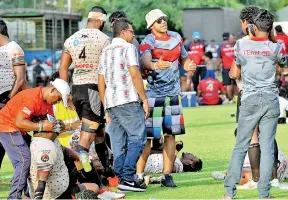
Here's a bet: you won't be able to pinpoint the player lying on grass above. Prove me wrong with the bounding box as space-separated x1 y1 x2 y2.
139 138 202 185
28 115 100 199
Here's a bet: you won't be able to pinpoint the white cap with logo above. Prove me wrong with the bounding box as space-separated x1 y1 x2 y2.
50 78 70 107
145 9 167 29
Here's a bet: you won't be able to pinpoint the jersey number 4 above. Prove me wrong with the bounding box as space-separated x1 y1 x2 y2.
206 83 214 91
79 47 86 61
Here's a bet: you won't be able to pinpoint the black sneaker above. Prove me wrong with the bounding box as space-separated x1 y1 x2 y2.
118 179 147 192
161 174 177 187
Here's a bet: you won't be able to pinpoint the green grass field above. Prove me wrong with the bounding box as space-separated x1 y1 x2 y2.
1 104 288 199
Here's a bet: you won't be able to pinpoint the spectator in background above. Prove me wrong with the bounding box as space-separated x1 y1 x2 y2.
33 59 47 87
275 25 288 55
206 40 219 71
229 33 236 45
197 70 227 105
187 32 206 92
217 32 236 102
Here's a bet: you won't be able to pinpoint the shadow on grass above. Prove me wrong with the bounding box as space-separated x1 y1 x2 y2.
0 184 10 199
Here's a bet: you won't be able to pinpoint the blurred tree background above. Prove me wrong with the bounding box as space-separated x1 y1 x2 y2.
1 0 288 34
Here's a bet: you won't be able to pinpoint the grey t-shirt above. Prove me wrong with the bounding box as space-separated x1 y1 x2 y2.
234 37 286 100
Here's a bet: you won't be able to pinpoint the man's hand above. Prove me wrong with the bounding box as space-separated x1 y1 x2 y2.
67 95 75 110
143 100 150 119
64 147 80 161
184 59 196 72
153 56 171 70
42 120 55 132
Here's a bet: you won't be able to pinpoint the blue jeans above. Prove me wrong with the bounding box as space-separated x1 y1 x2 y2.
108 102 147 181
0 131 31 199
224 92 280 198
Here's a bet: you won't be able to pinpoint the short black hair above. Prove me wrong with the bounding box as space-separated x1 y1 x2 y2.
109 11 127 23
112 18 132 38
0 19 9 38
253 9 274 33
239 6 260 24
204 51 213 60
279 88 287 98
275 25 283 33
89 6 107 15
49 71 60 82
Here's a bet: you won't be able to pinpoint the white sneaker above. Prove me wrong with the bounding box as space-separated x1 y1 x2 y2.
98 190 125 199
222 99 229 105
211 171 226 180
270 178 280 188
238 179 258 189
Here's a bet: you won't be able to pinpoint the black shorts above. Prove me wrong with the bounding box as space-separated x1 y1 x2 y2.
0 90 10 104
236 90 242 123
222 69 236 86
72 84 104 124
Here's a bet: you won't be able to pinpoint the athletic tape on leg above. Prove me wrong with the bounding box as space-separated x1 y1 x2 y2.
81 121 99 133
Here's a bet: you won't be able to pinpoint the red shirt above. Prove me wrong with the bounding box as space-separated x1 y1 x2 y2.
0 87 54 132
188 42 205 65
198 78 224 105
275 33 288 54
218 43 234 69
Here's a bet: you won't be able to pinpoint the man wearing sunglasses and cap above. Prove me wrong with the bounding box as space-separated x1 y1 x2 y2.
59 6 110 161
0 78 70 199
137 9 196 187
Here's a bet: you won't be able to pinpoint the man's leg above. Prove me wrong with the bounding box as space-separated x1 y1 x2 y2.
199 67 207 80
117 104 147 182
0 132 30 199
162 95 185 187
192 67 200 92
272 140 278 180
136 139 152 180
108 108 127 181
0 142 5 169
163 135 176 174
258 104 279 198
248 126 260 183
223 69 233 100
224 95 260 198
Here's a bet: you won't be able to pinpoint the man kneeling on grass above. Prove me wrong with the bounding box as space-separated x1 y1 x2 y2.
28 115 100 199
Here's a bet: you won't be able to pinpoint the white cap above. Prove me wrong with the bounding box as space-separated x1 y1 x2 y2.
50 78 70 107
145 9 167 29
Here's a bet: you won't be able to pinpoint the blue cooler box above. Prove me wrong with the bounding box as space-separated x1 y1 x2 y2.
181 92 197 107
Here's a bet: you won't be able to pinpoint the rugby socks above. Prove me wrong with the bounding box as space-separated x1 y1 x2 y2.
95 141 108 168
248 143 260 182
75 145 89 153
272 140 278 180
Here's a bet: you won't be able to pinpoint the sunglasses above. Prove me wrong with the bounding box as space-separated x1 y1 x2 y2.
156 16 168 24
125 29 135 34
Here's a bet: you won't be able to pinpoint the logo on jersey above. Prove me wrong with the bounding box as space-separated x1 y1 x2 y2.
22 107 31 115
41 154 49 162
81 34 88 38
73 40 79 46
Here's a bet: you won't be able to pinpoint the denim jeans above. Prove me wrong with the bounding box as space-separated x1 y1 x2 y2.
224 92 280 198
0 131 31 199
108 102 147 181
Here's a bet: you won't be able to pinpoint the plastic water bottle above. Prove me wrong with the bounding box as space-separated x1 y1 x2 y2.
79 151 92 172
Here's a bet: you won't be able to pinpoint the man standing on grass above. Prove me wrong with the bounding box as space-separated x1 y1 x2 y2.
59 6 110 167
0 19 26 187
223 9 286 199
136 9 196 187
217 32 236 102
98 18 149 192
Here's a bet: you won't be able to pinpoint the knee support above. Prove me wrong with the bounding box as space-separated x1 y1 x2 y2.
81 121 99 134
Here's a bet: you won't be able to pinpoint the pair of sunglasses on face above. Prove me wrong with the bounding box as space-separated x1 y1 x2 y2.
155 16 168 24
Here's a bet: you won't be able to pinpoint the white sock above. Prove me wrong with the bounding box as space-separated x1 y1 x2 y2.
137 173 144 180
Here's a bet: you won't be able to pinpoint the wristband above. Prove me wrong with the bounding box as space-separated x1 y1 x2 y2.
38 121 44 132
34 180 46 199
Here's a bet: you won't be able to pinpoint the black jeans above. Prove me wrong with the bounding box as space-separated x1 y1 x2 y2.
192 67 207 92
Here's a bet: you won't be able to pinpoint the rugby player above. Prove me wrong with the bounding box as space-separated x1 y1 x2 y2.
137 9 196 187
0 19 26 185
59 6 110 163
